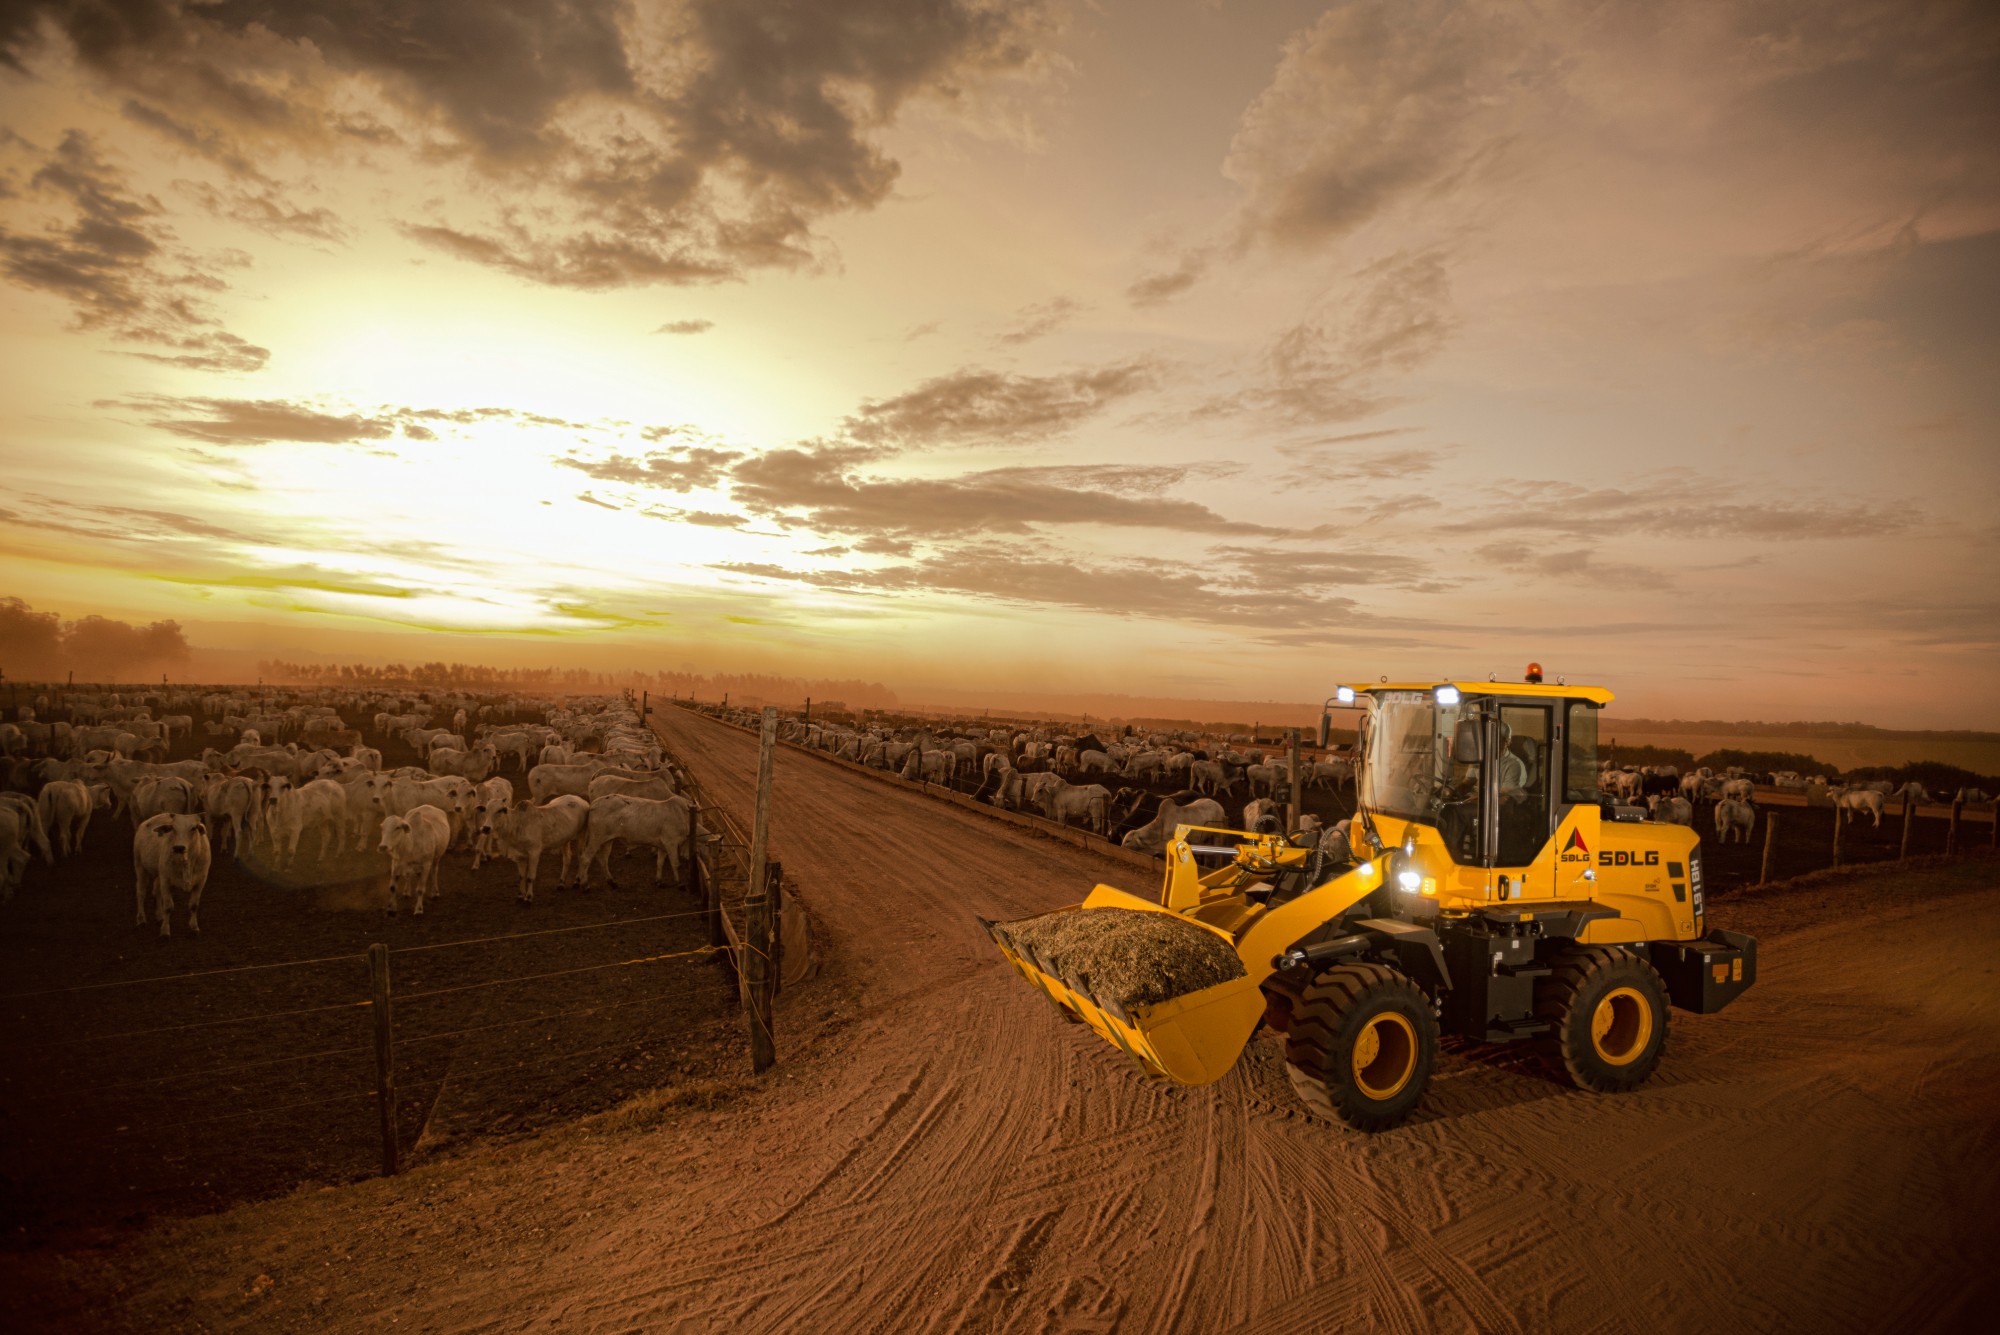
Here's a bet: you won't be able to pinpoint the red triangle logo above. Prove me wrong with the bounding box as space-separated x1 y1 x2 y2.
1563 829 1589 855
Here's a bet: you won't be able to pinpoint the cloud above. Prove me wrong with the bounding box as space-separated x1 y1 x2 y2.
724 443 1277 538
1127 247 1212 306
0 130 268 371
997 296 1083 345
717 544 1368 629
1442 476 1916 542
654 318 714 335
559 445 743 493
5 1 1063 289
1473 542 1673 591
844 361 1156 446
178 179 344 242
1222 0 1548 250
119 395 398 444
1202 249 1454 422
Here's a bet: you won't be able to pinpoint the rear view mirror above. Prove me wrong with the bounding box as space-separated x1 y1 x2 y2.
1317 711 1331 749
1451 718 1484 763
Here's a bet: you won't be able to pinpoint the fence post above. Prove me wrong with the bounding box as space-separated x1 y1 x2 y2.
746 708 777 1074
1286 728 1301 835
1990 802 1998 848
1947 798 1963 855
368 943 399 1177
1830 805 1843 868
769 859 785 992
1900 792 1916 861
746 888 774 1066
1759 811 1778 886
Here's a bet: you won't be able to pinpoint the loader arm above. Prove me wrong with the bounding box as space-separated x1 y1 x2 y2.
985 830 1383 1085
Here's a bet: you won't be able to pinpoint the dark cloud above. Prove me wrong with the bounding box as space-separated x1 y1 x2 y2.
1200 250 1453 423
5 1 1061 288
1127 247 1211 306
845 361 1155 447
559 445 743 493
654 318 714 335
0 130 268 371
179 179 344 241
997 296 1083 345
715 542 1373 630
723 444 1275 538
1473 542 1673 591
1223 0 1539 249
1442 478 1916 542
120 395 397 444
1204 543 1435 591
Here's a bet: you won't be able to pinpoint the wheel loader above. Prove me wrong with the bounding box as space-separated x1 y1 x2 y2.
983 671 1756 1130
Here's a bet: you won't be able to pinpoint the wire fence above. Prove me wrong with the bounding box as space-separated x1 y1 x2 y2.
0 895 740 1230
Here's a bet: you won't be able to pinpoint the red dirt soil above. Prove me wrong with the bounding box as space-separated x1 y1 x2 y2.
7 703 1999 1333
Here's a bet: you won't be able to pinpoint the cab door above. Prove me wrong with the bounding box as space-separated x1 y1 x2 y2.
1496 703 1557 895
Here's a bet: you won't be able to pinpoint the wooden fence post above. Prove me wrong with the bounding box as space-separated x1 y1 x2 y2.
1900 792 1915 861
368 943 399 1177
1990 802 1998 848
1947 798 1963 855
1759 811 1779 885
746 708 777 1074
769 859 784 992
683 801 701 898
1286 728 1302 835
1830 806 1843 868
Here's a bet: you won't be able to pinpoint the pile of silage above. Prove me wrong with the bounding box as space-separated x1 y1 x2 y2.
994 908 1245 1011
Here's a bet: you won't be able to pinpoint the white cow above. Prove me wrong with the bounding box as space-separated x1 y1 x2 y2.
427 745 497 783
1037 779 1111 834
1832 787 1884 827
130 776 200 829
481 796 590 903
586 773 676 803
1120 797 1226 855
1648 795 1694 826
38 780 111 857
528 761 656 804
1242 797 1284 833
378 806 451 915
1713 799 1755 844
1719 778 1755 804
467 777 516 868
199 774 259 857
282 778 353 866
133 812 212 936
580 794 695 887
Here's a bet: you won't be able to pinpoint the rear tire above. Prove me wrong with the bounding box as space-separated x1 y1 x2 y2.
1537 947 1670 1093
1284 963 1438 1131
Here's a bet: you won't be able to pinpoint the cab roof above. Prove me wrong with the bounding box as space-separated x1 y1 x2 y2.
1344 681 1616 705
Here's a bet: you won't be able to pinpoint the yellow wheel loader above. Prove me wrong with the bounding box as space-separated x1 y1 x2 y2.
984 673 1756 1131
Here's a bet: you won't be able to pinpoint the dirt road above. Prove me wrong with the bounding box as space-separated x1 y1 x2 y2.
12 704 1999 1333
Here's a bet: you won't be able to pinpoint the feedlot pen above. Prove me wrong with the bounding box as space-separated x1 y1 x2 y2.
0 727 743 1245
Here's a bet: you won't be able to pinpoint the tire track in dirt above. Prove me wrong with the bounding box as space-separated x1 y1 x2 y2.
14 705 2000 1335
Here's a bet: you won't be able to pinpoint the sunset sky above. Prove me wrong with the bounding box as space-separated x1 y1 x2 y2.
1 1 1995 726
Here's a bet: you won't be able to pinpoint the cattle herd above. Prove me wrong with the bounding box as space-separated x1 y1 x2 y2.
689 702 1355 853
0 689 696 935
4 692 1991 935
690 702 1993 857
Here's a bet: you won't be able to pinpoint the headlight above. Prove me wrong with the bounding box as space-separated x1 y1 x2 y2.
1435 685 1461 706
1336 686 1355 705
1397 868 1422 891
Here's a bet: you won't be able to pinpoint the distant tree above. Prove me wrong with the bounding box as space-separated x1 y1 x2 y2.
1604 743 1695 769
0 597 64 678
1693 748 1840 780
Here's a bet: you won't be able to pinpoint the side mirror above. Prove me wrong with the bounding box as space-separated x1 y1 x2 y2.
1451 718 1484 763
1317 711 1331 749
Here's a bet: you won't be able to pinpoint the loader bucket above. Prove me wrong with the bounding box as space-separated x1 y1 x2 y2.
983 885 1266 1086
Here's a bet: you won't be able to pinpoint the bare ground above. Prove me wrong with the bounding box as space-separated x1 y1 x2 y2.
8 704 1999 1334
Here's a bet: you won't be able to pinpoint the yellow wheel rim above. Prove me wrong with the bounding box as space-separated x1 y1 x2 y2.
1590 987 1654 1066
1351 1012 1418 1100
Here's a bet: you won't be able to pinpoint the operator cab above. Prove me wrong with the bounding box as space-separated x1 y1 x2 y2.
1318 671 1621 879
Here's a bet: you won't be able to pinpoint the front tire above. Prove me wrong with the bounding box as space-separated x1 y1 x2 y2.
1283 963 1439 1131
1538 947 1670 1093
